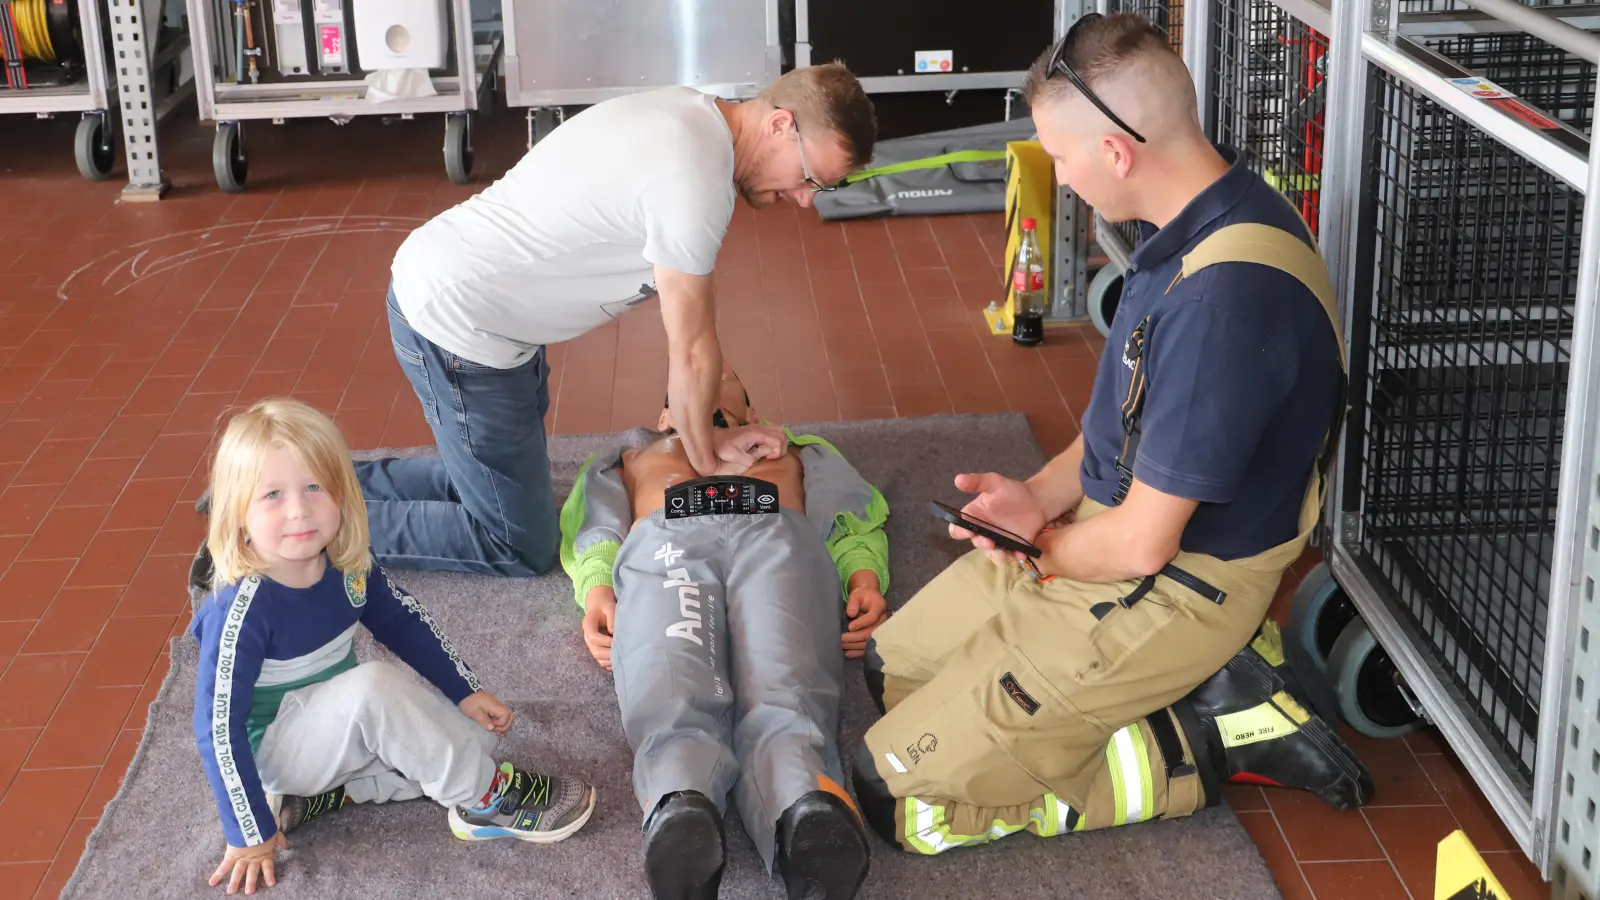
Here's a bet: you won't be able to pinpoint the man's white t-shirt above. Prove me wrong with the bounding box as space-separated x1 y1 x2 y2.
389 87 737 369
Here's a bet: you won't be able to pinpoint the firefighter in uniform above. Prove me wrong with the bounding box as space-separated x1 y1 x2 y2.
851 14 1376 853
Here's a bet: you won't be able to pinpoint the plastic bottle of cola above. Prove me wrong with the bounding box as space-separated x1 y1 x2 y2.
1011 218 1046 346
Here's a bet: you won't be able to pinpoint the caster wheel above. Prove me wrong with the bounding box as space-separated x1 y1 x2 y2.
74 114 114 181
533 107 561 145
213 122 247 194
1087 263 1123 338
1286 561 1360 673
445 113 473 185
1327 618 1422 739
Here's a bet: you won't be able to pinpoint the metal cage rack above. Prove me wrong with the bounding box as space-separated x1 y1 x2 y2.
1208 0 1330 235
1421 30 1597 131
1353 63 1581 782
0 0 191 193
1107 0 1600 893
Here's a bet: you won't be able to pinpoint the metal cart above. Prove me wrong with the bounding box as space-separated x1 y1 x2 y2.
498 0 783 148
0 0 191 197
184 0 501 191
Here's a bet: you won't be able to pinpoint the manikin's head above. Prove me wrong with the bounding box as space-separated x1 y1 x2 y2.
731 63 878 210
1022 14 1212 224
658 362 758 433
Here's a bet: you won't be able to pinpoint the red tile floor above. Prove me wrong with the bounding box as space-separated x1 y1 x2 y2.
0 108 1548 899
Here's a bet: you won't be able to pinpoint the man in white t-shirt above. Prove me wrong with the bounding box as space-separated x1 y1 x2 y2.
353 63 878 578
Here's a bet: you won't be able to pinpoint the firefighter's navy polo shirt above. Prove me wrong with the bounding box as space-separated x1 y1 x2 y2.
1077 145 1343 561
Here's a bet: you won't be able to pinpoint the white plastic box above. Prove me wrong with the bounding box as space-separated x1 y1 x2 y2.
352 0 449 71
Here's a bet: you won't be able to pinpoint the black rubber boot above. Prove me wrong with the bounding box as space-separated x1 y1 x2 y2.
775 790 871 900
641 791 725 900
850 743 901 850
1184 624 1375 811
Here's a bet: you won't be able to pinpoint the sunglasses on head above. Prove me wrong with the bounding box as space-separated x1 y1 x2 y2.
1048 13 1147 144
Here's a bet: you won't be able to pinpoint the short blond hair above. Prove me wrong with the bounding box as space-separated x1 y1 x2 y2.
756 61 877 168
1022 14 1187 112
205 398 371 587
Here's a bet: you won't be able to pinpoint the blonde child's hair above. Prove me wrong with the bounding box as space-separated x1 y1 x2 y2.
205 398 372 586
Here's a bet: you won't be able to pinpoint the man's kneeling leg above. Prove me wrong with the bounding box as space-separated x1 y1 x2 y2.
853 624 1375 854
852 706 1212 854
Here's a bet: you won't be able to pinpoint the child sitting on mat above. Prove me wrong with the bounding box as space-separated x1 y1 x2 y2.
188 398 597 895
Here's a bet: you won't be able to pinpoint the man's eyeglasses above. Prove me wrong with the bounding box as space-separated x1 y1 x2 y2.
780 107 841 193
1048 13 1147 144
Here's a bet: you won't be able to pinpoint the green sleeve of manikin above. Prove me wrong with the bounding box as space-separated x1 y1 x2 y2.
783 427 892 597
559 452 630 612
827 486 891 596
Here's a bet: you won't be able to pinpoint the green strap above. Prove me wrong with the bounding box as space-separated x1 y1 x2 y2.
844 149 1008 184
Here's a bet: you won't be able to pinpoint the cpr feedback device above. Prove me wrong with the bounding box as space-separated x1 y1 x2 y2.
665 476 782 519
928 501 1042 558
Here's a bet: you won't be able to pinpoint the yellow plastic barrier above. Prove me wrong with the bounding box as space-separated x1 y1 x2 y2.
1435 829 1513 899
984 140 1055 336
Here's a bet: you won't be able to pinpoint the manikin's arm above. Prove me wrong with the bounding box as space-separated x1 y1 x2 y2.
789 429 892 598
559 450 634 611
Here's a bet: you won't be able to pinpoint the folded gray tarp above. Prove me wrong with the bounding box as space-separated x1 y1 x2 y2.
813 117 1041 221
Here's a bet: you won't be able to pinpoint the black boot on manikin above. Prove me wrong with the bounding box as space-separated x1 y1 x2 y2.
775 789 871 900
640 791 726 900
1182 621 1375 811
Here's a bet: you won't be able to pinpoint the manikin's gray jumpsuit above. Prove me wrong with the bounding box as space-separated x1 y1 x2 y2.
558 426 891 870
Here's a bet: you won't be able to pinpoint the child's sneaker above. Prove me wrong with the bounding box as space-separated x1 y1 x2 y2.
448 761 596 844
267 785 351 834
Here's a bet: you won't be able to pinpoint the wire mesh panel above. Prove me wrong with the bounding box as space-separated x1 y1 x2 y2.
1209 0 1329 235
1106 0 1185 45
1350 63 1584 784
1421 31 1597 135
1400 0 1591 12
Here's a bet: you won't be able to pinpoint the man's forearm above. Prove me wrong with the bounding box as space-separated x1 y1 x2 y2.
657 264 724 475
1036 480 1198 583
667 337 721 473
1025 433 1086 521
1039 507 1163 583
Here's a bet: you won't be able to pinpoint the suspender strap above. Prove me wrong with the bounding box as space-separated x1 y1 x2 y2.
1145 708 1197 780
1179 223 1346 371
1172 698 1221 807
1109 220 1348 507
1111 318 1150 504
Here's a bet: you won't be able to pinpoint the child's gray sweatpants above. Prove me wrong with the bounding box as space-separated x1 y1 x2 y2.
254 660 499 810
610 505 846 871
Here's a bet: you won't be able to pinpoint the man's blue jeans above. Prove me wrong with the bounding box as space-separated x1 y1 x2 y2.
352 288 560 576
